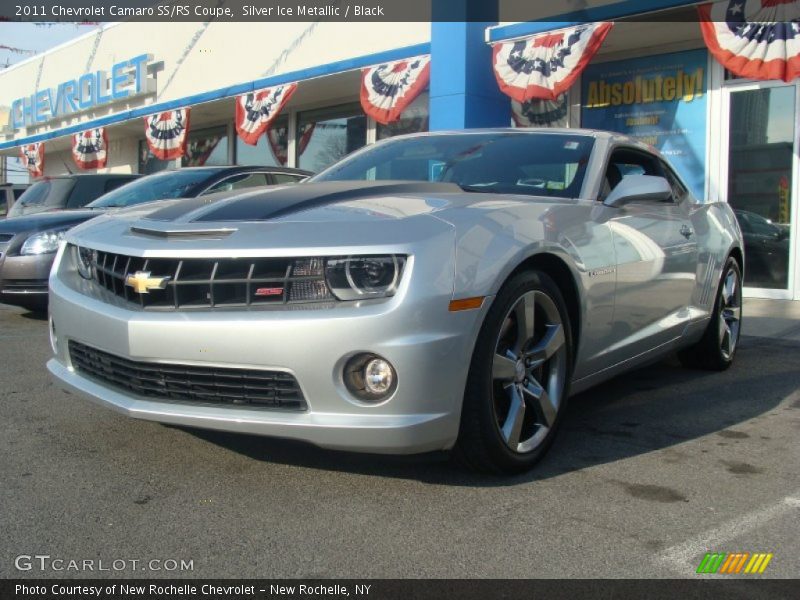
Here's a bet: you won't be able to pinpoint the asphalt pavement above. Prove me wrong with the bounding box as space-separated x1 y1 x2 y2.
1 300 798 579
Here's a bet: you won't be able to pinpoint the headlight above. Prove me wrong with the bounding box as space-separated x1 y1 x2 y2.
20 230 68 256
325 255 405 300
73 245 96 280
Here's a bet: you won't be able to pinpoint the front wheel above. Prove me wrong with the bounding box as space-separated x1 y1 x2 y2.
678 256 743 371
455 270 573 474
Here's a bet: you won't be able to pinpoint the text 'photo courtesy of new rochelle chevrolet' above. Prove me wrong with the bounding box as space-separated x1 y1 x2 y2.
1 2 799 599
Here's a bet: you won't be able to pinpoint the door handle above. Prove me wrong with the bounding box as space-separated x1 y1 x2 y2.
680 225 694 239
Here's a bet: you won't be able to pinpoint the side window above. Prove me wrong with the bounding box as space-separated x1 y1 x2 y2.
13 188 26 200
202 172 269 195
271 173 306 185
67 178 107 208
601 148 664 202
660 161 689 204
0 192 7 217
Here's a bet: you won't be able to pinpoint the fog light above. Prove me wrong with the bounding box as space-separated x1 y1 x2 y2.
365 359 393 395
343 353 397 402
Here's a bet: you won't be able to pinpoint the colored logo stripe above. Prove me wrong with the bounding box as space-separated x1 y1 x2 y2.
745 553 773 574
697 553 726 574
697 552 773 574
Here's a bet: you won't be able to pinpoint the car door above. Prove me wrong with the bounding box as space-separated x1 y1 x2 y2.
604 147 699 360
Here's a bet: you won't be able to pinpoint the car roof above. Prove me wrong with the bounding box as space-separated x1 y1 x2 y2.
388 128 662 157
178 165 313 176
393 127 615 139
33 173 140 180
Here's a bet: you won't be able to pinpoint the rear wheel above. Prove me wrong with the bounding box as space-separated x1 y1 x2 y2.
455 270 573 474
678 257 742 371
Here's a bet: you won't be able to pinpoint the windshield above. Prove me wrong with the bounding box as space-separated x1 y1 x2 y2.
311 132 595 198
86 169 221 208
8 178 76 218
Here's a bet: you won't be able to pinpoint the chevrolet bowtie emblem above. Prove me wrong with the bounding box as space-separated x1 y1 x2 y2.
125 271 171 294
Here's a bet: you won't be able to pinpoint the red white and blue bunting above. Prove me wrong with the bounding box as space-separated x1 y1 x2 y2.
492 22 614 102
72 127 108 170
267 122 315 166
144 108 191 161
235 83 298 146
19 142 44 178
511 96 569 128
185 134 223 167
360 55 430 125
699 0 800 82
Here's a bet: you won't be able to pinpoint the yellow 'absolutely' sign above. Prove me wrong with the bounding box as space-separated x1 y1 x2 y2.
586 68 705 108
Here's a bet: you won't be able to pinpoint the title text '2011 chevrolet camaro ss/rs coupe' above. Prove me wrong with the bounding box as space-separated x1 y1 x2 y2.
47 129 744 473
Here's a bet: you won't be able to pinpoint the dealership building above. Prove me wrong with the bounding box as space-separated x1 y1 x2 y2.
0 0 798 300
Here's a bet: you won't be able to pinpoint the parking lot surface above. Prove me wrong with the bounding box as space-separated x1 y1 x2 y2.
1 302 798 579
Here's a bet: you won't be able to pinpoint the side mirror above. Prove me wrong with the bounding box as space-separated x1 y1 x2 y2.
603 175 672 208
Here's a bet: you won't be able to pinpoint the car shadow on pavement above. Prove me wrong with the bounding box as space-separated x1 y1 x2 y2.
19 310 47 321
182 335 800 487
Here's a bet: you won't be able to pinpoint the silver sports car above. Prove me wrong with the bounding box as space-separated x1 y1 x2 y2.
47 129 744 473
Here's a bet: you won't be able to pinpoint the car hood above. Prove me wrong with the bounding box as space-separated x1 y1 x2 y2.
65 181 568 255
0 209 99 235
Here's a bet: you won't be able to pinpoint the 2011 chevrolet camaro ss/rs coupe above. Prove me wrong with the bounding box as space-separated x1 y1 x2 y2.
47 129 744 473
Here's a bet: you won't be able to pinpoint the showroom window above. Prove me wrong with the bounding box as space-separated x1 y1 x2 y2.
297 103 367 172
236 116 288 167
181 126 229 167
138 141 172 174
376 91 430 140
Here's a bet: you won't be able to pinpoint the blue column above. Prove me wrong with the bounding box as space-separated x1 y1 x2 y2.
429 0 508 130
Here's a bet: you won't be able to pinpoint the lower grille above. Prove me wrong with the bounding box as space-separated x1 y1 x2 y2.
69 341 307 410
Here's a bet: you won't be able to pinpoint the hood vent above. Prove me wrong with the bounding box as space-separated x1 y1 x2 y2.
129 226 237 239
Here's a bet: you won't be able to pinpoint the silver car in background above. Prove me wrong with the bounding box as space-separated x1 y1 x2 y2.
47 129 744 473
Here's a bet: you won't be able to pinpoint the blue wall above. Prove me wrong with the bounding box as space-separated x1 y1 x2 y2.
429 0 508 130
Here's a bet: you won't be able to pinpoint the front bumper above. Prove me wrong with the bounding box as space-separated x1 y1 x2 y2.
47 358 458 453
0 253 52 307
47 244 488 455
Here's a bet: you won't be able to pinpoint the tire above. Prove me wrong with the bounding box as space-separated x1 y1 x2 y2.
454 270 573 474
678 256 743 371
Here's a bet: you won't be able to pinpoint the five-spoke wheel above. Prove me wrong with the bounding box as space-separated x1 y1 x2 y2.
678 256 743 371
718 267 742 361
456 270 572 474
492 290 567 454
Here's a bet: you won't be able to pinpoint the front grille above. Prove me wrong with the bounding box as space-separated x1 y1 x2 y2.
88 250 334 310
69 341 307 410
1 279 48 292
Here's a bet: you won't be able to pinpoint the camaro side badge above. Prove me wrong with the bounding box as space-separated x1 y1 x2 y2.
125 271 171 294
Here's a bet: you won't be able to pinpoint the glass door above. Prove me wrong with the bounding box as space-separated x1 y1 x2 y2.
723 81 799 299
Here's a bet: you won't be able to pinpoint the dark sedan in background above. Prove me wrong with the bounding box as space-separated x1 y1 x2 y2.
0 165 311 310
8 174 140 218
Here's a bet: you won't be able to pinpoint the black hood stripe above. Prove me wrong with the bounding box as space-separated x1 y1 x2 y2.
141 181 461 224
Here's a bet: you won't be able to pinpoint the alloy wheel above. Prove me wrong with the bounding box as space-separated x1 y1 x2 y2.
492 290 568 454
719 267 742 360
